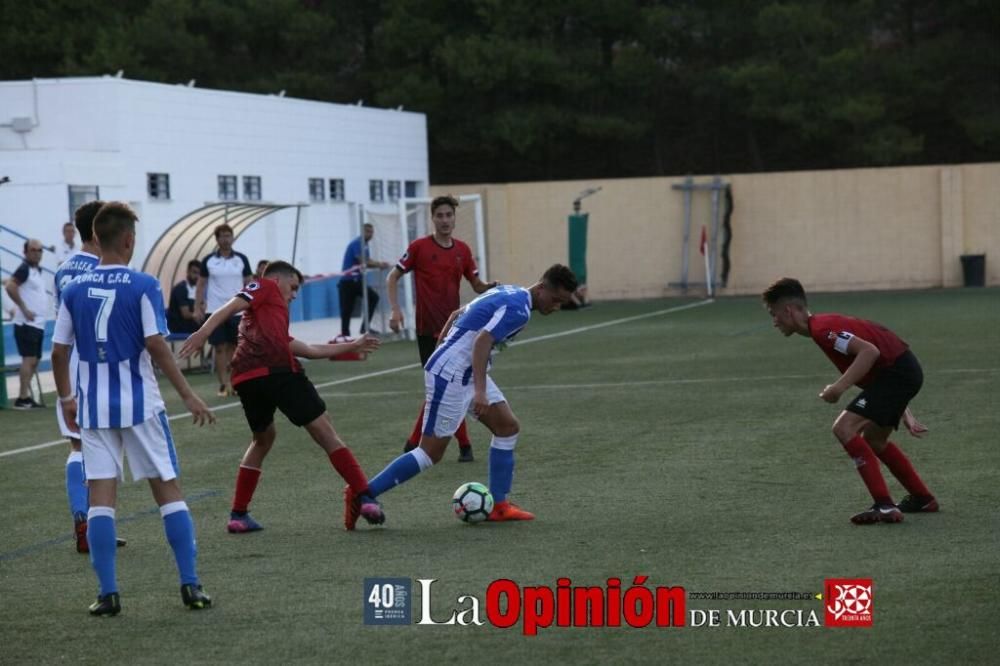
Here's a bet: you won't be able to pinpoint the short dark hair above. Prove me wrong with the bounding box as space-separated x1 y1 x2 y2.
542 264 579 293
187 259 202 271
214 223 234 239
74 200 105 242
762 277 807 306
63 221 74 229
93 202 138 249
263 260 303 284
431 195 459 214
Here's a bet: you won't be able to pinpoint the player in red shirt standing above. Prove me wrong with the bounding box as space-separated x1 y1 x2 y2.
179 261 385 531
387 195 497 462
762 278 938 525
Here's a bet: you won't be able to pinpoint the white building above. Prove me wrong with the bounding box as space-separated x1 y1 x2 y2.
0 76 429 283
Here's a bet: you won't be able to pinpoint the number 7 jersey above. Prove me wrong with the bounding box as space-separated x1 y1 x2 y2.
53 264 168 429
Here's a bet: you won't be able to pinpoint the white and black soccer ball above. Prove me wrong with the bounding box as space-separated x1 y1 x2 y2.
452 482 494 524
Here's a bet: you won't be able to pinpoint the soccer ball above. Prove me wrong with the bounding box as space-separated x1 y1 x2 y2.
452 482 494 524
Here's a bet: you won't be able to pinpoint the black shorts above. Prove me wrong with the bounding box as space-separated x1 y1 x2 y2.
14 324 44 358
846 350 923 429
235 372 327 433
417 334 438 366
208 315 240 346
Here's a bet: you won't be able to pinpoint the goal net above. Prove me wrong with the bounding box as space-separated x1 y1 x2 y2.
364 194 486 340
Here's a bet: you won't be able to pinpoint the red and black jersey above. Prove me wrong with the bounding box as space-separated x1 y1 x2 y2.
230 278 301 386
808 313 909 388
396 235 478 337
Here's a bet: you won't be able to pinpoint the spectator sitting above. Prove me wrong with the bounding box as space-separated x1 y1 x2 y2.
167 260 203 335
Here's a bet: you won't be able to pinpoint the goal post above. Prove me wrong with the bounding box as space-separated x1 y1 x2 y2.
363 194 486 340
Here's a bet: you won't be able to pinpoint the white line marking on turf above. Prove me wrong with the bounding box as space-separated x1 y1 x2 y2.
4 298 996 457
1 300 713 458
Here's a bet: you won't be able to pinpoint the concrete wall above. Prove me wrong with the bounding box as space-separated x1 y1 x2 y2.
0 77 428 281
433 162 999 297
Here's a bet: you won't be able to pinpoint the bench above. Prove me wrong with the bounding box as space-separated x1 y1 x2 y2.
165 332 210 372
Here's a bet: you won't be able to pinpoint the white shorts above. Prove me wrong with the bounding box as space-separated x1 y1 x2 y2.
422 372 506 438
81 412 179 482
56 348 81 440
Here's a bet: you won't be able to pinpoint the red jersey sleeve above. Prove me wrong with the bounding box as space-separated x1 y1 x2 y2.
460 242 479 282
236 278 272 307
808 313 909 387
397 240 420 273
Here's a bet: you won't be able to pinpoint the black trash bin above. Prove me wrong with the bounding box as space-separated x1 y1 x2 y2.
960 254 986 287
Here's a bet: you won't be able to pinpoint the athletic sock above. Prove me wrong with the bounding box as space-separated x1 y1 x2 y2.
843 435 893 505
66 450 88 518
406 403 426 446
328 447 370 495
87 507 118 596
488 435 518 503
368 448 434 497
877 442 932 497
456 420 472 449
161 501 199 586
231 465 262 513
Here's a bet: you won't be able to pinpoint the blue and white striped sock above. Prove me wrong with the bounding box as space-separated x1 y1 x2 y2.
66 451 88 518
87 506 117 596
488 434 518 503
368 448 434 497
161 501 199 586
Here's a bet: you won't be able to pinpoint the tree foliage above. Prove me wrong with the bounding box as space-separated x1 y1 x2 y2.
1 0 996 182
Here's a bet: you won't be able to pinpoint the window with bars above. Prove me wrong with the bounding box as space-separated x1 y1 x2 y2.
243 175 262 201
218 175 238 201
68 185 99 219
387 180 401 202
147 173 170 200
329 179 345 202
308 178 325 202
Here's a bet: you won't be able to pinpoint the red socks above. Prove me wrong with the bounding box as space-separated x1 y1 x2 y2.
455 420 471 449
406 402 472 449
877 442 932 497
406 403 425 447
329 447 370 495
842 435 893 504
232 465 262 513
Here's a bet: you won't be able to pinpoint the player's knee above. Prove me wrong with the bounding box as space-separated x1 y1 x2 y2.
252 428 276 449
866 437 888 454
494 416 520 438
831 421 854 444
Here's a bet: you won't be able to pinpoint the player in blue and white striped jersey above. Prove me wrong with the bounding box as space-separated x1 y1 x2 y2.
51 202 215 616
53 201 104 553
363 264 578 523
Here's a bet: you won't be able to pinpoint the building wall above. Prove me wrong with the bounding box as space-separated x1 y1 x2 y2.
0 77 428 286
433 162 999 297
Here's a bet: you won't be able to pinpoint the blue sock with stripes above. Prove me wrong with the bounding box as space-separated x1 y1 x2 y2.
87 507 118 596
161 502 199 586
368 449 434 497
66 451 88 518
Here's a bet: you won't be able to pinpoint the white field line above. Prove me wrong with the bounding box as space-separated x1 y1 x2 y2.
4 300 712 458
